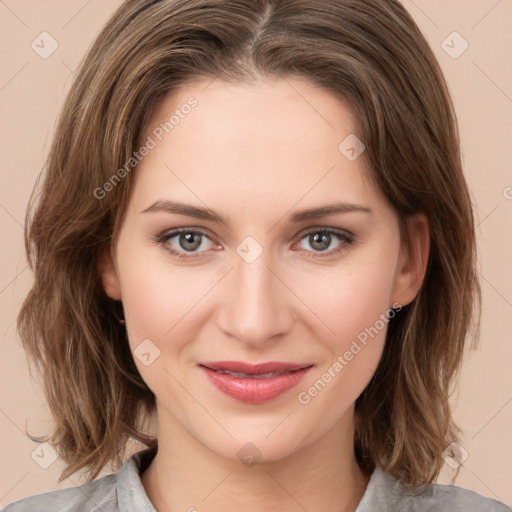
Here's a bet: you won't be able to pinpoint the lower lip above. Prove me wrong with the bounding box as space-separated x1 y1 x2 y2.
199 366 313 404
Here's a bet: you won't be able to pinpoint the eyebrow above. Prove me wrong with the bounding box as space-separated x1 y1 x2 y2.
140 200 371 224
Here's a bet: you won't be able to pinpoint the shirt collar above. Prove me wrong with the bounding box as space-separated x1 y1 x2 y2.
117 446 158 512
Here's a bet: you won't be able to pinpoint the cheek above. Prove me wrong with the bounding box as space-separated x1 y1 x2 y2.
114 241 207 346
291 249 398 403
294 253 398 346
294 295 392 420
115 253 208 397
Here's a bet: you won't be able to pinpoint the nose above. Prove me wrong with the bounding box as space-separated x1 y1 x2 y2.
216 249 295 347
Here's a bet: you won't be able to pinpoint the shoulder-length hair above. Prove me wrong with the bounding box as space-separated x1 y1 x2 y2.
18 0 480 485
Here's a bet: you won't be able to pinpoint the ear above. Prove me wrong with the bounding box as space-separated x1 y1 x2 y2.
97 245 122 300
391 213 430 307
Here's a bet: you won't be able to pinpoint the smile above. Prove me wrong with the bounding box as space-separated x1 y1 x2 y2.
198 361 314 403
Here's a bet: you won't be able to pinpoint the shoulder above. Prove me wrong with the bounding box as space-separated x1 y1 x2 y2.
2 446 157 512
358 467 510 512
424 481 510 511
2 474 118 512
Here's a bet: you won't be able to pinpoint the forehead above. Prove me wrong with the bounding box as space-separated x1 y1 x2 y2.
130 76 379 216
150 75 360 155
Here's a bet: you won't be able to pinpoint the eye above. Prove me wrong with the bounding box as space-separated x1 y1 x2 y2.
154 226 354 260
295 228 354 257
155 228 217 259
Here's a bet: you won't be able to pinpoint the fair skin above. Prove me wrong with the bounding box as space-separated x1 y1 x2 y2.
99 75 429 512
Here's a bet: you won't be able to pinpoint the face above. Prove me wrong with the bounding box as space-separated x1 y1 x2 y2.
100 76 428 463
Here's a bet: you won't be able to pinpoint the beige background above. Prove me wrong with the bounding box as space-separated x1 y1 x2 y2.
0 0 511 508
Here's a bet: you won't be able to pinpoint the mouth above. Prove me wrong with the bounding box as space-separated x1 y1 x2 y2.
198 361 314 403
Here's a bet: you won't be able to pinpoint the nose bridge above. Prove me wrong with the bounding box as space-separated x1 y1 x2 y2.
218 245 293 345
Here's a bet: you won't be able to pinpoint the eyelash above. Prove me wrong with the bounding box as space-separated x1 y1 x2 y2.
154 227 355 260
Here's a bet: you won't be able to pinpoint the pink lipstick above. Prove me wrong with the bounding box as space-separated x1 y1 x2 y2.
198 361 314 403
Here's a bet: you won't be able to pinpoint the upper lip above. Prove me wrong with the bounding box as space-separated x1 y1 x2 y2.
199 361 313 374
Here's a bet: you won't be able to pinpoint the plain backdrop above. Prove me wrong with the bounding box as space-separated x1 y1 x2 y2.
0 0 511 508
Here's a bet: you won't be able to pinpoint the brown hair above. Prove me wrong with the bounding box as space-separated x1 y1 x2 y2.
18 0 480 486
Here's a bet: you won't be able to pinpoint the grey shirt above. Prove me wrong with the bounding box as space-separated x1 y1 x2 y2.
3 447 509 511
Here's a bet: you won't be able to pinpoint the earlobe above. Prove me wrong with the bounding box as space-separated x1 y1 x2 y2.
391 214 430 307
97 246 122 300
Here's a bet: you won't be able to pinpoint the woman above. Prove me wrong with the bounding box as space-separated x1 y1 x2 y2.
5 0 508 510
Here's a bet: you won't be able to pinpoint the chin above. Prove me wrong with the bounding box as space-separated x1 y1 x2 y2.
192 413 326 467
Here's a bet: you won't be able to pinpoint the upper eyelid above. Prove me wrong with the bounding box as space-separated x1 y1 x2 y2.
159 226 353 248
159 227 215 242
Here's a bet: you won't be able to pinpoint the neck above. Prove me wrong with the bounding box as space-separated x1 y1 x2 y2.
141 407 370 512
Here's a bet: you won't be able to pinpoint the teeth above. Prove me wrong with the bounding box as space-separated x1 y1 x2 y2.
214 369 287 379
